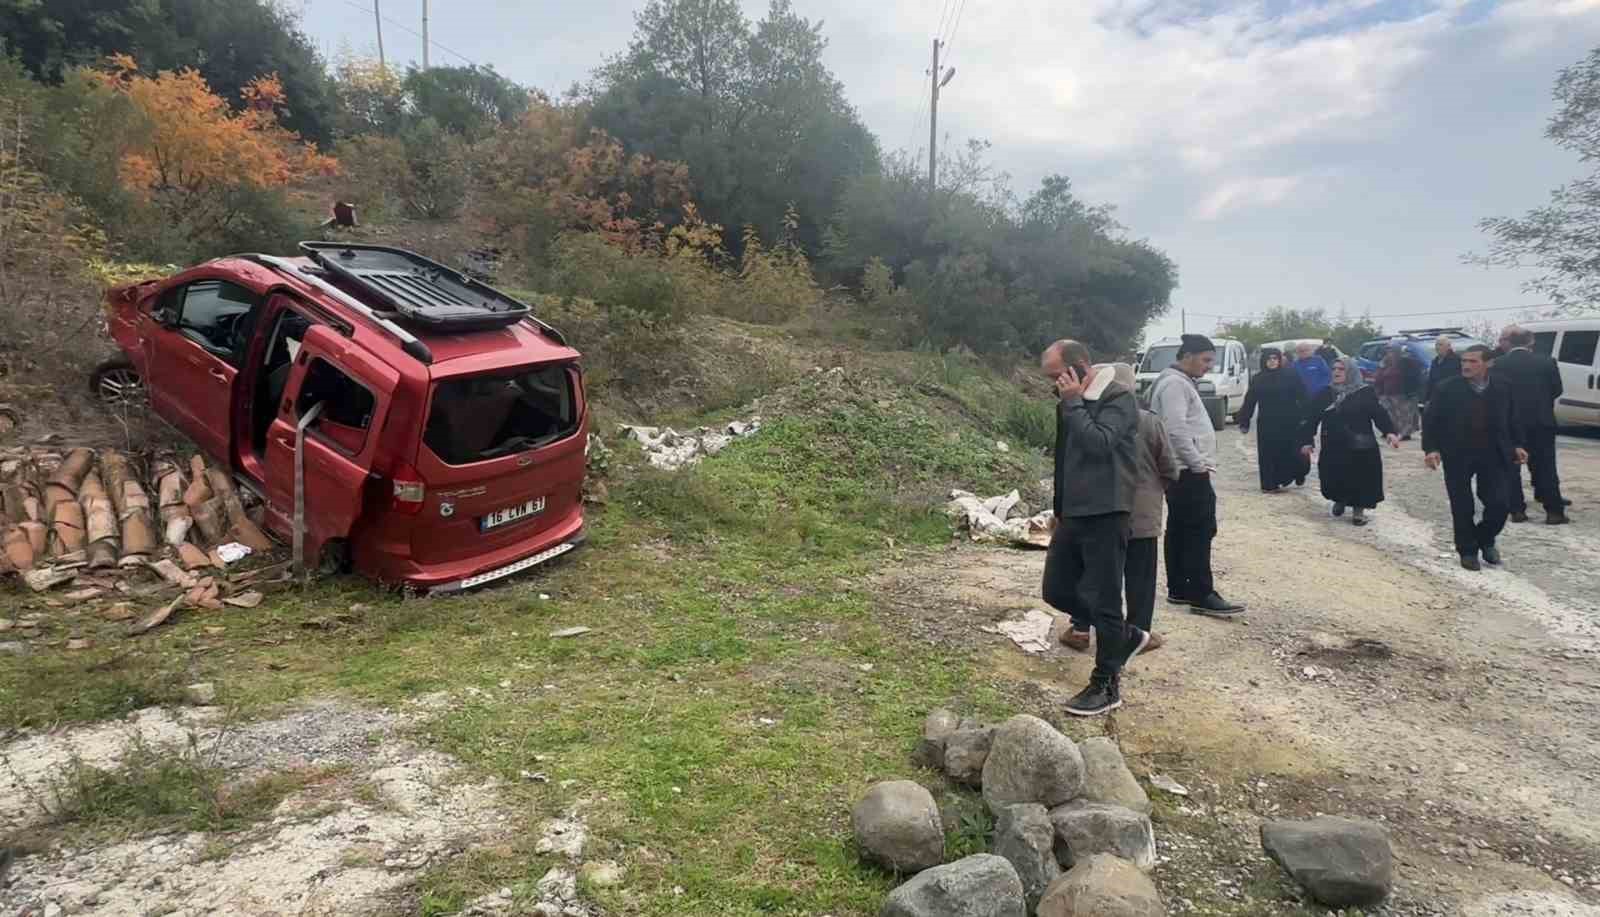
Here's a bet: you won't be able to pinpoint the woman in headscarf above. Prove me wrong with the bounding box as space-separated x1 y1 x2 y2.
1237 347 1307 492
1374 342 1423 440
1300 357 1401 525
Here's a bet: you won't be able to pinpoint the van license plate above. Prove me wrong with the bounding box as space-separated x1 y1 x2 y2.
480 498 545 532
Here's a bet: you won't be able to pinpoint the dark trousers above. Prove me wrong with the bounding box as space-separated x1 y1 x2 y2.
1444 451 1510 557
1164 471 1218 600
1508 426 1564 514
1043 512 1133 677
1065 536 1158 634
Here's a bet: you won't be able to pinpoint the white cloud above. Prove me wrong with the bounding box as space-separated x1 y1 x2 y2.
1194 174 1308 220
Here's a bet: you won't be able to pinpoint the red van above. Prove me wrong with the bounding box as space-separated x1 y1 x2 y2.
96 243 587 593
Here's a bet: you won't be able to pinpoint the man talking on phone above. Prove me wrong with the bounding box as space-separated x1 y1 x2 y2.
1149 335 1246 616
1040 339 1151 716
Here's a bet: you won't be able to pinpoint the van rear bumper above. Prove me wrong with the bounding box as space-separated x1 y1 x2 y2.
372 512 586 593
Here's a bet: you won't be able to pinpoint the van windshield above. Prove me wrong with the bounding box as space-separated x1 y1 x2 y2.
1140 346 1180 373
424 364 579 465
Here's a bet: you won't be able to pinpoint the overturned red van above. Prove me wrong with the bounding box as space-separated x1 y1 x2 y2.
96 242 587 592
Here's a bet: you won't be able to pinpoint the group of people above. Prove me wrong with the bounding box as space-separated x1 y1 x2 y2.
1039 335 1243 717
1236 328 1571 569
1037 326 1575 717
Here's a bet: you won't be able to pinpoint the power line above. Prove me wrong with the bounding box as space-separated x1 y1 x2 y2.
942 0 971 62
933 0 959 46
1184 302 1563 324
329 0 478 67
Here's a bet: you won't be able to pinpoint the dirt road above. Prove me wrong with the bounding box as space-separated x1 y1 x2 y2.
902 426 1600 914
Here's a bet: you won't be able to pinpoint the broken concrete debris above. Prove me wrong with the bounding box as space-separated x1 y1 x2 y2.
947 489 1054 548
617 417 762 471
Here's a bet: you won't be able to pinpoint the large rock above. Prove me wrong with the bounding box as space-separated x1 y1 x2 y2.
914 708 963 769
1049 802 1157 870
992 804 1060 912
1037 854 1165 917
1079 737 1150 814
880 854 1027 917
852 780 945 873
943 727 993 787
981 715 1086 812
1260 816 1393 907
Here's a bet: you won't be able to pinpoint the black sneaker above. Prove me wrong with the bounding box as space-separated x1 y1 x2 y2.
1190 592 1246 617
1330 503 1345 517
1460 554 1481 571
1481 545 1502 566
1510 512 1530 524
1115 626 1152 670
1065 678 1121 717
1546 511 1571 526
1166 593 1189 607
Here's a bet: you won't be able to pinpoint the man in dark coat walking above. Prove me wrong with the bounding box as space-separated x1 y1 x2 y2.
1040 339 1150 717
1425 336 1461 405
1492 326 1570 525
1423 346 1528 571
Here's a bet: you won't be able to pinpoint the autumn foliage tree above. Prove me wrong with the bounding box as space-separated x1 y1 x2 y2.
88 55 336 252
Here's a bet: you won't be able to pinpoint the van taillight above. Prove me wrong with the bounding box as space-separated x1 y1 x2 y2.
390 462 426 514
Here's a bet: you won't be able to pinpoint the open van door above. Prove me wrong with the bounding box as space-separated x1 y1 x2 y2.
1554 328 1600 427
259 325 400 562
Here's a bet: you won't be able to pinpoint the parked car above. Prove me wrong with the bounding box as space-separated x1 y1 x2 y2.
96 242 589 593
1353 328 1480 378
1136 336 1249 430
1521 318 1600 429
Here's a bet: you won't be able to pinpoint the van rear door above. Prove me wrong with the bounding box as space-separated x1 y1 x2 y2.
260 325 400 557
407 361 586 566
1554 327 1600 427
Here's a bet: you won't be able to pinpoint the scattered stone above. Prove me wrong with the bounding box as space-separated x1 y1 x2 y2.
851 780 944 873
100 602 136 622
943 726 994 787
1260 816 1393 907
993 803 1060 912
535 814 588 859
880 854 1027 917
982 715 1086 812
1079 738 1150 814
223 590 264 609
183 682 218 706
913 708 962 768
549 626 592 639
66 638 91 651
1036 854 1164 917
1050 802 1156 870
579 860 624 888
1147 774 1188 797
536 867 577 903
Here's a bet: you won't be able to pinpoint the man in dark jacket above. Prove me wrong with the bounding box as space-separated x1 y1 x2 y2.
1493 326 1570 525
1425 336 1461 404
1423 345 1528 570
1040 339 1150 717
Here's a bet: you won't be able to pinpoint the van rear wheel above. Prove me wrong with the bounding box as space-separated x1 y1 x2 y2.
91 358 146 408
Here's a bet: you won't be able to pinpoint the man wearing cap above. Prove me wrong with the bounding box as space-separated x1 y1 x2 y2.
1149 335 1247 616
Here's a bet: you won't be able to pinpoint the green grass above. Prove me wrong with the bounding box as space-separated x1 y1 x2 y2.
0 363 1052 916
8 734 325 851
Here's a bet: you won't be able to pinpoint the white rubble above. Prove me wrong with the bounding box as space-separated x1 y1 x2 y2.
618 417 763 471
947 489 1053 548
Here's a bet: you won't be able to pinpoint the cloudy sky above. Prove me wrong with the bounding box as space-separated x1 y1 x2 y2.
292 0 1600 344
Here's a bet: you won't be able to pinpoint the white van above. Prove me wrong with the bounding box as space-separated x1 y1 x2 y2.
1136 337 1250 430
1521 318 1600 429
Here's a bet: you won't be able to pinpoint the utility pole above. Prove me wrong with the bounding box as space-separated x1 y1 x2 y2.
421 0 430 70
928 41 955 196
374 0 386 70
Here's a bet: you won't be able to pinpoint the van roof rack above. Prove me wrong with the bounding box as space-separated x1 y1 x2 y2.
297 242 563 343
1395 326 1467 337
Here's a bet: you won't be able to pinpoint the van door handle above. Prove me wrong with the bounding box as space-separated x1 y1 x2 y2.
274 436 295 451
208 369 228 382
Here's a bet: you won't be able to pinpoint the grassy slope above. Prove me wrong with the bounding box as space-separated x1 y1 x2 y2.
2 338 1057 916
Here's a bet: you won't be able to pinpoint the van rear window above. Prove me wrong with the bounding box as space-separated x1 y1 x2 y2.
423 364 578 465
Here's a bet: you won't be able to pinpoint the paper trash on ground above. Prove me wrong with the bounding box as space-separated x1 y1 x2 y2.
981 609 1057 654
